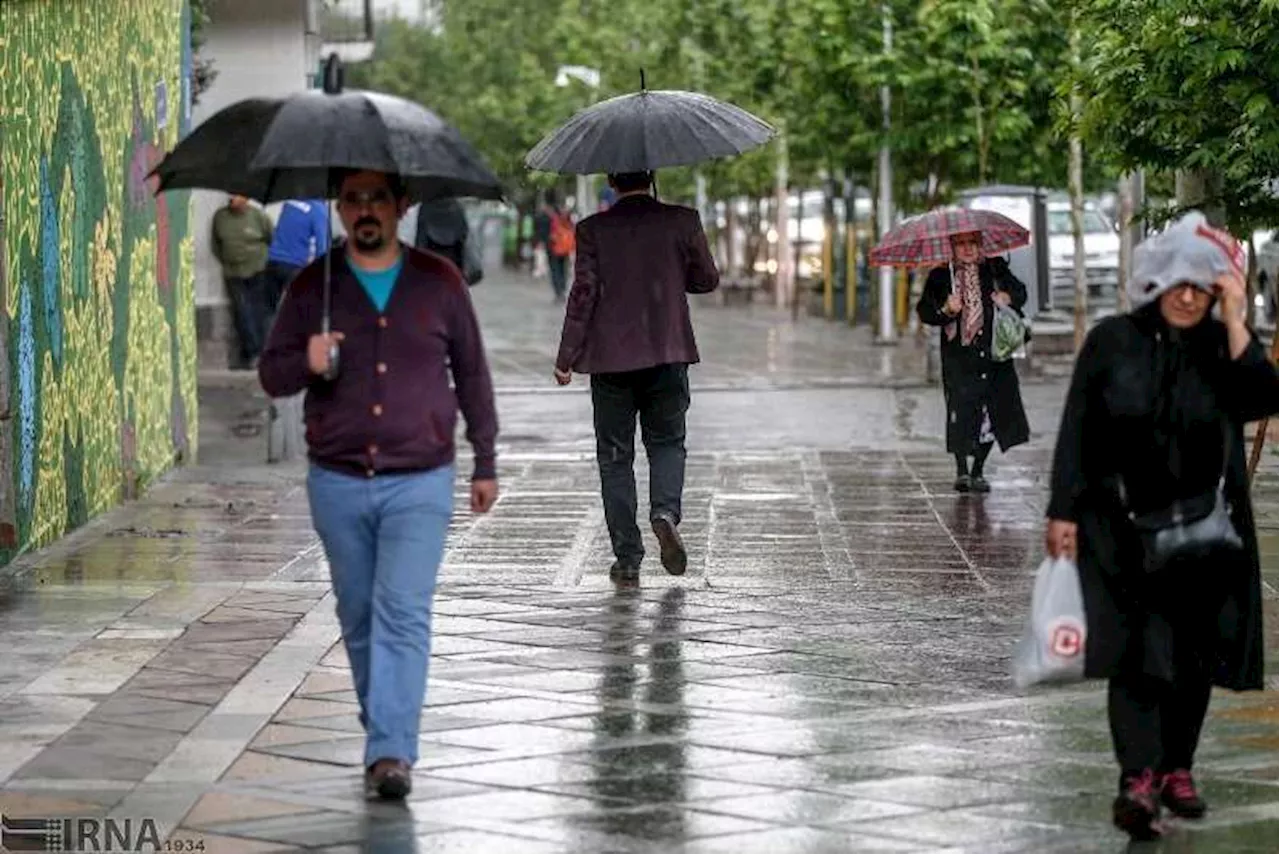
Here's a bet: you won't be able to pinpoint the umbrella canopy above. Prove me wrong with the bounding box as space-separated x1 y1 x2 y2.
525 87 775 175
869 207 1030 267
149 86 504 203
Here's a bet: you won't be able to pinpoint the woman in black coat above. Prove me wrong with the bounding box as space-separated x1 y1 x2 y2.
1044 213 1278 840
916 231 1031 491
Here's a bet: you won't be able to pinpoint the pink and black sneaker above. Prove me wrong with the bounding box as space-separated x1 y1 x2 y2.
1160 769 1207 819
1113 769 1163 840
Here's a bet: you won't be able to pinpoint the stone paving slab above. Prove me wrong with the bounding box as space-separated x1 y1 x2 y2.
0 272 1276 852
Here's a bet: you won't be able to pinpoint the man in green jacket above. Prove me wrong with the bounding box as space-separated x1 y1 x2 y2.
212 194 274 367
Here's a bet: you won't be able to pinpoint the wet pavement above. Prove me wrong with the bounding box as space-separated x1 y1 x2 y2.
0 271 1276 853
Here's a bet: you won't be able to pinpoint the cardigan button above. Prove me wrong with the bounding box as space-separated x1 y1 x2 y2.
378 316 388 328
368 444 379 455
372 404 383 417
365 468 375 478
376 362 387 374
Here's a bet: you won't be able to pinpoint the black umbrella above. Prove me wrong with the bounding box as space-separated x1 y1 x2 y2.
149 60 504 203
525 72 775 175
149 57 503 380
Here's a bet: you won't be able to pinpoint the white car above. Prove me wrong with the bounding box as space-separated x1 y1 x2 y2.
1256 229 1277 323
1046 202 1120 310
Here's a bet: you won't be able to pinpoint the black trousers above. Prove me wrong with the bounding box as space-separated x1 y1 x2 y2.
590 365 690 565
261 260 301 316
547 252 569 298
1108 671 1213 776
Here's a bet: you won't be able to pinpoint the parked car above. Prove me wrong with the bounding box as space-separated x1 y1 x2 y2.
1046 201 1120 312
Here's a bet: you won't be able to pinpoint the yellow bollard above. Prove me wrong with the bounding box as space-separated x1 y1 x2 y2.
823 226 834 320
895 267 910 330
845 225 857 325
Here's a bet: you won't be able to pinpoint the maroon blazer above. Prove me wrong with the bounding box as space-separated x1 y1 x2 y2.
555 195 720 375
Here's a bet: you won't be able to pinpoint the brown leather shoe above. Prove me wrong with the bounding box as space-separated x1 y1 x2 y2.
365 758 412 800
651 513 687 576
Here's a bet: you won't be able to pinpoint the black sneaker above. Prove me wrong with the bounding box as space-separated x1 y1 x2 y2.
1113 769 1162 840
651 514 688 576
969 475 991 493
954 475 972 492
366 759 412 800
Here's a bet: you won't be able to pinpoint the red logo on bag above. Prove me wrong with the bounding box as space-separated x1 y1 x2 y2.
1048 619 1083 658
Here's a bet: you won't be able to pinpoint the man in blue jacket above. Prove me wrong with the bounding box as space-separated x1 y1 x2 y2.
264 198 330 317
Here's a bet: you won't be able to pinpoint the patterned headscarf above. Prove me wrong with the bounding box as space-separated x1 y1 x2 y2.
945 260 984 345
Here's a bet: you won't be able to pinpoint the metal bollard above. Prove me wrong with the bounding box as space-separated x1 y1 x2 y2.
267 393 306 463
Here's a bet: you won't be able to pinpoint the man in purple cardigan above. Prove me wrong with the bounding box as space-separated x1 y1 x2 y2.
259 169 499 799
554 171 719 583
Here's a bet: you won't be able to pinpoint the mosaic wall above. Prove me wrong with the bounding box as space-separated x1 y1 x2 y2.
0 0 197 565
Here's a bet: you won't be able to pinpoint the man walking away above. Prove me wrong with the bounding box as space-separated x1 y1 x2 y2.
211 194 273 368
414 197 483 285
553 171 719 583
258 169 499 800
264 198 330 315
534 189 574 302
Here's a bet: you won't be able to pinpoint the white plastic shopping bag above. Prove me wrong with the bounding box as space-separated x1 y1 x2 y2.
1012 555 1087 687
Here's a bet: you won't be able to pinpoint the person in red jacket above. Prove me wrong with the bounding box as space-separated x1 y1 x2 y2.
258 169 499 800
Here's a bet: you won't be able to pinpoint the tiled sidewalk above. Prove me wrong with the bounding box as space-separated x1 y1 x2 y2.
0 273 1275 852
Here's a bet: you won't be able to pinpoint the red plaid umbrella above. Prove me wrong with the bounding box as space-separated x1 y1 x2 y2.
869 207 1030 267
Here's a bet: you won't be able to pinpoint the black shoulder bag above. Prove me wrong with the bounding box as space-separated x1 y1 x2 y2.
1118 420 1244 574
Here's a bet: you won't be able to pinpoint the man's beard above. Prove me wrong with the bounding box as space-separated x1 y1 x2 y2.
352 219 385 252
353 232 385 252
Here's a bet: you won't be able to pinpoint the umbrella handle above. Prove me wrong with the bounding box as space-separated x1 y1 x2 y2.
321 197 340 380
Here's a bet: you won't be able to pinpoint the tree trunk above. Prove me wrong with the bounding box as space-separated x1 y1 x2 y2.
1069 26 1087 351
725 200 738 278
1175 168 1226 227
1116 173 1133 312
971 56 988 185
774 127 792 309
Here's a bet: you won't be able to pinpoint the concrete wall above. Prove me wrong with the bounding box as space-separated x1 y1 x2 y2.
192 0 315 367
0 0 197 565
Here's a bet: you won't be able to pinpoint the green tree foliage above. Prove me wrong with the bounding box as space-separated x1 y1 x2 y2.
1068 0 1279 232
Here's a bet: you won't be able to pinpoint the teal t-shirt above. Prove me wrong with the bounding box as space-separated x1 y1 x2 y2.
350 254 403 312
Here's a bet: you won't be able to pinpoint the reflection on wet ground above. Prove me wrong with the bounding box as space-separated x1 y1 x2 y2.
0 273 1275 852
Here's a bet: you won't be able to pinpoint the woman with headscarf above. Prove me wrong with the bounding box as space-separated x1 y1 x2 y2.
916 231 1032 491
1044 212 1277 841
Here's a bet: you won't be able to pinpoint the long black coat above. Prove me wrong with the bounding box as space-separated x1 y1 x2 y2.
916 258 1031 454
1047 305 1278 690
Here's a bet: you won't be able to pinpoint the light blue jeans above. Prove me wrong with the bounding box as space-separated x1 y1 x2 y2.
306 463 454 767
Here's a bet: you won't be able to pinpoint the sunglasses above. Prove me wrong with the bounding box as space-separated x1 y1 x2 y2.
340 189 395 207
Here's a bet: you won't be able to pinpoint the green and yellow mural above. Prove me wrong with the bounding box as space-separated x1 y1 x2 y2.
0 0 198 565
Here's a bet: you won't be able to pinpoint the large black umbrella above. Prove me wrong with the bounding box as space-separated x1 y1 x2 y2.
149 58 502 379
149 59 504 203
525 74 775 175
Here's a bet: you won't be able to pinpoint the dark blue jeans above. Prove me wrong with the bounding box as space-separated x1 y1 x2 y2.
224 273 268 366
590 364 690 566
547 251 568 298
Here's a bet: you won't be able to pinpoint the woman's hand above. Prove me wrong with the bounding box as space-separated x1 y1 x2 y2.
943 293 962 316
992 290 1012 308
1215 270 1252 359
1045 519 1078 561
1214 270 1248 326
